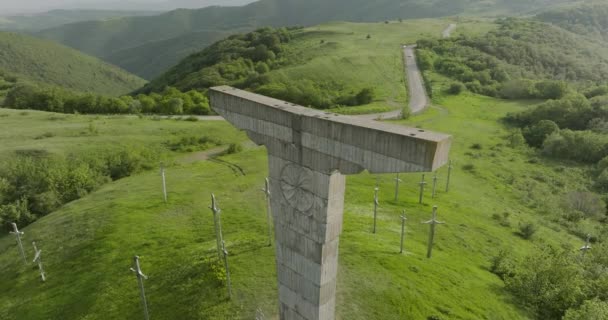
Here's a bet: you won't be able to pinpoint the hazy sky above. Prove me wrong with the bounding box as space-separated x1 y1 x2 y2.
0 0 252 15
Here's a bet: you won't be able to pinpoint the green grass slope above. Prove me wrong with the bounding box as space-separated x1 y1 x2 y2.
34 0 578 78
0 88 590 319
0 32 146 96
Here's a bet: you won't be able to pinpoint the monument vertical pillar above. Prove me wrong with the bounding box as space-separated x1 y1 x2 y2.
268 155 344 320
209 86 452 320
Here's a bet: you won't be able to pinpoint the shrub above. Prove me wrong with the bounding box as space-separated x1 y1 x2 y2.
225 143 243 155
563 191 606 221
522 120 559 148
448 82 465 95
470 143 482 150
462 164 475 171
490 250 515 280
518 222 537 239
507 129 526 147
504 247 585 319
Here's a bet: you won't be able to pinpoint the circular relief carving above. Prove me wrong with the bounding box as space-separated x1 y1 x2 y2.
280 164 315 214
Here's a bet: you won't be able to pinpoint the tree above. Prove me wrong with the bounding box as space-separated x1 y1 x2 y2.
563 299 608 320
448 82 465 95
504 247 585 319
522 120 560 148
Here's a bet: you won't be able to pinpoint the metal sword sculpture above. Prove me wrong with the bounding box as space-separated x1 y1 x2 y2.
422 206 445 259
10 222 26 264
210 86 451 320
580 234 592 257
160 162 167 203
262 178 273 246
432 173 438 198
130 256 150 320
209 194 224 261
445 160 453 193
32 241 46 282
373 187 379 234
394 173 402 202
400 211 407 254
419 174 427 204
221 240 233 299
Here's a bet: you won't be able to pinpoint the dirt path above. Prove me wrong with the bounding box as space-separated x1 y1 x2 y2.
442 23 457 38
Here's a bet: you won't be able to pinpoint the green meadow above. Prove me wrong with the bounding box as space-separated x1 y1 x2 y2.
0 83 588 319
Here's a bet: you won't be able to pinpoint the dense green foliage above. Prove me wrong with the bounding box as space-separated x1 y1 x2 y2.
0 32 145 95
416 18 608 98
0 147 159 227
0 9 159 31
34 0 578 78
3 85 211 115
491 243 608 319
537 4 608 41
142 27 375 110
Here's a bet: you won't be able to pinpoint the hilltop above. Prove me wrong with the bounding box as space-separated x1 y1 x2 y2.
34 0 580 79
0 32 146 96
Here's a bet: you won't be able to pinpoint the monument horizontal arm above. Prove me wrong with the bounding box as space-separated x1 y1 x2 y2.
209 86 452 174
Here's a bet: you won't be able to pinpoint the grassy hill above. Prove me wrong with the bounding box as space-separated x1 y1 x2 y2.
142 19 495 114
536 3 608 41
0 32 146 96
34 0 580 79
0 89 593 320
0 9 160 31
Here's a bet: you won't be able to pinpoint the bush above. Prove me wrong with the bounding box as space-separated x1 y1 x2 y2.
490 250 515 280
448 82 465 95
517 222 537 239
504 246 585 319
522 120 560 148
225 143 243 155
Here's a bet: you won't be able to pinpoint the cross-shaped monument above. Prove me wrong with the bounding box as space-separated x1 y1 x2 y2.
209 86 452 320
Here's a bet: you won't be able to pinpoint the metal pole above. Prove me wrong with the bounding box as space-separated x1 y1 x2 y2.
10 222 26 264
394 173 402 202
445 160 453 193
432 173 438 199
221 241 232 299
373 187 379 234
210 194 223 261
160 162 167 203
418 174 426 204
400 211 406 254
130 256 150 320
262 178 272 246
32 242 46 282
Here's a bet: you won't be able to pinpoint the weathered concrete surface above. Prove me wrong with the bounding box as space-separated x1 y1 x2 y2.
209 86 452 320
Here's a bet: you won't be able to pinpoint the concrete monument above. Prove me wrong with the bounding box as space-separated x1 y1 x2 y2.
210 86 451 320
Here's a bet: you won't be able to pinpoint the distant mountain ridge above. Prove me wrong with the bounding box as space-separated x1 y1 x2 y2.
0 10 160 31
0 31 145 95
35 0 581 79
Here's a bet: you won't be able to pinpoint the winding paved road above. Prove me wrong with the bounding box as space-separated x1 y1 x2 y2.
402 45 429 115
